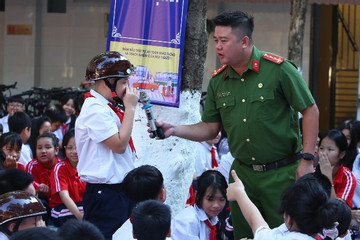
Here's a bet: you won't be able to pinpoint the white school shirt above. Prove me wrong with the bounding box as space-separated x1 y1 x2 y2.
53 117 71 143
112 218 132 240
217 137 230 160
351 154 360 208
195 142 219 178
218 151 234 184
0 232 8 240
171 204 218 240
0 115 9 134
18 143 33 166
75 89 135 184
337 230 351 240
112 218 171 240
254 223 315 240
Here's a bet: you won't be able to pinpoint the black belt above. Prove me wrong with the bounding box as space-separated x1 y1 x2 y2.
238 153 302 172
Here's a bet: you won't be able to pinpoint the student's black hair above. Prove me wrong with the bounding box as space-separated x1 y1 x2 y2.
195 170 228 208
36 132 59 149
318 131 323 139
320 129 348 164
62 128 75 154
132 199 171 240
279 178 337 235
322 198 351 239
0 150 5 170
215 127 228 150
59 93 73 106
8 112 31 135
212 10 254 41
9 226 61 240
0 132 22 151
44 104 66 124
0 168 34 195
195 171 228 240
122 165 164 203
352 120 360 143
337 120 358 170
6 96 24 106
28 116 51 156
57 219 104 240
0 123 3 135
60 93 78 113
296 172 332 197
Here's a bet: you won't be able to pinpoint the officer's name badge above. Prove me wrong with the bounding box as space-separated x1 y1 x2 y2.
217 92 231 98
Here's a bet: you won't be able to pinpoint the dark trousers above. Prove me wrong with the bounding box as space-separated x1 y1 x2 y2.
83 183 133 240
50 202 83 227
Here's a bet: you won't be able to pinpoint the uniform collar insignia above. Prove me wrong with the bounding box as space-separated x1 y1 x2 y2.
252 59 259 72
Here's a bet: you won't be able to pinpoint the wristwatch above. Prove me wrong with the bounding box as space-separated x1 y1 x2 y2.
301 153 315 161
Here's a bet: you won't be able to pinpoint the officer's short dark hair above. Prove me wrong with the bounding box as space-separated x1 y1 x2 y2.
212 10 254 40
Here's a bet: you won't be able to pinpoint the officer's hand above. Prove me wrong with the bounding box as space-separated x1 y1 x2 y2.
148 120 174 139
296 159 314 180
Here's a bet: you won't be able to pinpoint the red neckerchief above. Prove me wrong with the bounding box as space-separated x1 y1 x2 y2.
186 184 195 206
210 146 219 168
84 92 136 153
316 234 324 240
61 123 69 136
204 219 217 240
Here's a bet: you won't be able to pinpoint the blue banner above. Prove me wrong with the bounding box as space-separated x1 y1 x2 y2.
106 0 188 107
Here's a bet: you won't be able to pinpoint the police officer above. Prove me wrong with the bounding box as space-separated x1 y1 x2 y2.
153 10 319 239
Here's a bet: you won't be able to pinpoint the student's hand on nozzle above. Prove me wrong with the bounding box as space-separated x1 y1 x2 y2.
147 120 174 139
123 86 139 109
226 170 245 201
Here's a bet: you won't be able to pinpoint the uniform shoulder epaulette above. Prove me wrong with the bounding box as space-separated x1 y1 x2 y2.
212 64 227 77
263 53 285 64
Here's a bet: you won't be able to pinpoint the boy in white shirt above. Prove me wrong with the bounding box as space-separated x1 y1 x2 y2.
132 200 171 240
75 51 139 240
112 165 166 240
0 96 24 134
195 131 221 179
8 111 32 166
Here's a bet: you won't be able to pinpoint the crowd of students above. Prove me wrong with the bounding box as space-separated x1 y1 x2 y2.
1 49 360 240
0 94 98 240
1 97 360 240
